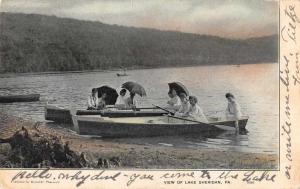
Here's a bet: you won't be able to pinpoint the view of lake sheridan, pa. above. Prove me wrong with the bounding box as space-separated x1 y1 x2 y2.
0 0 279 171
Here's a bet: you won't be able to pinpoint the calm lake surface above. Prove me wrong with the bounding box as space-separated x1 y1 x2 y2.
0 63 279 155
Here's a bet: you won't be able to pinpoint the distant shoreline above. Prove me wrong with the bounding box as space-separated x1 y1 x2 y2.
0 62 276 78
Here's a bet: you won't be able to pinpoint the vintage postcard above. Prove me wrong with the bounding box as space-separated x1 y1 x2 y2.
0 0 299 188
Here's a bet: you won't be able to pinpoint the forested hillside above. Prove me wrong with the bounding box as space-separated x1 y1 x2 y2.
0 12 278 73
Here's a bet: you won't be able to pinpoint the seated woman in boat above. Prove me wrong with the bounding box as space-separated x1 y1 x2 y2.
187 96 208 123
97 93 107 110
166 89 181 111
87 88 98 110
174 93 190 117
115 89 127 109
125 92 137 109
225 93 242 132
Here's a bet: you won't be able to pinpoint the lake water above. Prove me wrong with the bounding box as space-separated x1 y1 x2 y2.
0 63 279 155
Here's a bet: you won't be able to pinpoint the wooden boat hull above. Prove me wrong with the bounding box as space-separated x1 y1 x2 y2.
209 117 248 130
72 116 225 138
45 105 249 134
0 94 40 103
45 105 166 124
44 105 72 124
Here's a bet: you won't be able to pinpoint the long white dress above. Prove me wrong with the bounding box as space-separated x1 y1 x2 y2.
115 96 125 105
125 97 137 108
115 95 126 109
167 95 181 111
187 104 208 123
225 100 242 120
87 95 98 109
175 101 190 117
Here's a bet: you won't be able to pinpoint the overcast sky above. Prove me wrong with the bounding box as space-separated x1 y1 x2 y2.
0 0 278 38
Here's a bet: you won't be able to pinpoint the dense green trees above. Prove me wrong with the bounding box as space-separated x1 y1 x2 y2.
0 12 278 73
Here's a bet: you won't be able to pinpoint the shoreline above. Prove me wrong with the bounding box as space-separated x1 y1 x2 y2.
0 62 276 78
0 112 278 169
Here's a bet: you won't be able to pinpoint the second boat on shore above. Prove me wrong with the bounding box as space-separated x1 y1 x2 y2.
45 104 166 124
0 94 40 103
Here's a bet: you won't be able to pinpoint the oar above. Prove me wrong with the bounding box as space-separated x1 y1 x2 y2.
167 114 212 125
136 107 159 110
105 106 158 110
131 107 159 111
152 104 175 115
168 114 235 131
153 104 220 125
154 104 238 131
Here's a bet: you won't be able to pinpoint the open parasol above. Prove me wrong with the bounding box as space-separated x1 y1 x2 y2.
121 81 146 97
168 82 189 96
96 85 118 105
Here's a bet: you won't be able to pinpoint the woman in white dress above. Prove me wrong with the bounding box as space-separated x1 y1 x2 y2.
87 88 98 110
115 89 127 109
125 92 137 109
225 93 242 132
187 96 208 123
166 89 181 111
175 93 190 117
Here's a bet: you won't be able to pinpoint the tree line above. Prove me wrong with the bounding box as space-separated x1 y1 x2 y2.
0 12 278 73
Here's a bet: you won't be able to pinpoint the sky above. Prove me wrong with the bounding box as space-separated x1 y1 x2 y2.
0 0 278 38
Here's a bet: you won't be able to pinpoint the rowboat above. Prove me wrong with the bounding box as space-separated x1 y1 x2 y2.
71 115 249 138
116 68 129 77
116 73 129 77
0 94 40 103
45 104 166 124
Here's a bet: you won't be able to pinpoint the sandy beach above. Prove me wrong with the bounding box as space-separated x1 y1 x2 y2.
0 111 278 169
